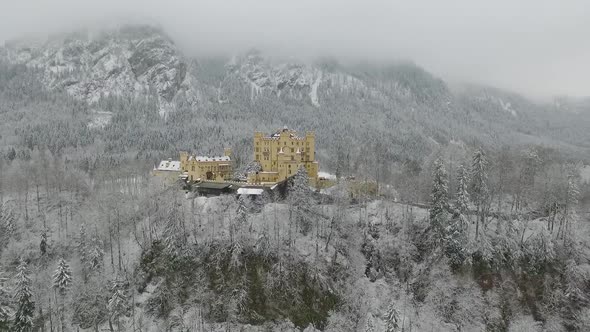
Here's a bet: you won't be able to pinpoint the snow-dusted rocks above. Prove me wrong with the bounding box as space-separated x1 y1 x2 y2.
1 25 200 117
224 50 402 107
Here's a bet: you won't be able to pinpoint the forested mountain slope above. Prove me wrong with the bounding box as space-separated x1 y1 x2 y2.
1 24 590 332
1 24 589 176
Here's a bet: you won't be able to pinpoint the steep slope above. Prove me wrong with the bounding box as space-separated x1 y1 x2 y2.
220 50 443 110
1 25 199 116
2 24 589 165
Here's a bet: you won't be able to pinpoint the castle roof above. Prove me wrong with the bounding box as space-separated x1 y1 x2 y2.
156 160 181 171
268 126 300 139
188 155 231 162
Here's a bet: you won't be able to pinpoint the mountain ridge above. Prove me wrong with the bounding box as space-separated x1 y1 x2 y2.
1 24 589 162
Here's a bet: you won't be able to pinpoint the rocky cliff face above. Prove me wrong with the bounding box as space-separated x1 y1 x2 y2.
0 25 471 115
2 24 588 158
1 25 199 116
223 50 421 108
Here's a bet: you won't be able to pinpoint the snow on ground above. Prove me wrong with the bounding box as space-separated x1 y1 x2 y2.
364 200 429 226
450 138 466 147
309 71 322 107
428 136 440 146
499 98 518 117
87 110 113 129
318 171 336 180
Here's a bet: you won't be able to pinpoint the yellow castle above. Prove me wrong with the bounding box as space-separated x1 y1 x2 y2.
247 126 319 186
180 148 233 182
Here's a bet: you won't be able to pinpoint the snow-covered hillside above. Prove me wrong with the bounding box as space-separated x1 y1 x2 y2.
224 50 394 107
2 24 590 161
2 26 199 116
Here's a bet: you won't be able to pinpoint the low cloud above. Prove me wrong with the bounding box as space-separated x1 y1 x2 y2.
1 0 589 98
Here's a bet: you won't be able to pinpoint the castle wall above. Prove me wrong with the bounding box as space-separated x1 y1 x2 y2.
180 151 233 182
252 128 319 186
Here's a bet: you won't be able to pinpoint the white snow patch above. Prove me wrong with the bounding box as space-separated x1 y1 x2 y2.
309 71 322 107
318 171 336 180
155 160 181 171
87 111 113 129
237 188 264 195
188 155 231 162
450 138 466 147
249 81 261 101
499 99 518 117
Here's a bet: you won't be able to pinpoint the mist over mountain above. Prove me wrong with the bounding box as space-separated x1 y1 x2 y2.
1 23 590 332
1 24 589 164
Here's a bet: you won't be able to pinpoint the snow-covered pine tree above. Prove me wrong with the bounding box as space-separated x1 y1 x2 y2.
385 302 399 332
235 196 248 226
162 204 187 257
107 278 128 331
0 202 16 248
76 224 88 263
522 148 540 202
53 258 72 295
39 231 47 256
430 158 449 235
514 147 541 211
445 163 470 267
566 176 580 208
0 272 10 330
235 161 262 181
231 196 249 243
12 259 34 332
288 167 315 234
53 258 72 332
455 164 470 216
364 312 375 332
87 235 105 271
559 170 580 241
470 148 489 240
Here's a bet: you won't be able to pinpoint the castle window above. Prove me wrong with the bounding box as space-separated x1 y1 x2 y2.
256 154 259 160
256 148 259 152
191 166 195 171
291 156 294 161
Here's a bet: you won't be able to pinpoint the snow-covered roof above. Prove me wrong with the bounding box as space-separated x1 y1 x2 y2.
268 126 298 139
188 155 231 162
156 160 180 171
237 188 264 195
318 171 336 180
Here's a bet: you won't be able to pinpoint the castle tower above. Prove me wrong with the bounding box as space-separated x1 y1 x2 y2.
249 127 319 186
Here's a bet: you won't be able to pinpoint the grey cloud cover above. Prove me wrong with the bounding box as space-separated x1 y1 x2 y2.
1 0 589 98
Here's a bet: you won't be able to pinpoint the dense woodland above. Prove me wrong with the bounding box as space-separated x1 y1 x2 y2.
0 35 589 331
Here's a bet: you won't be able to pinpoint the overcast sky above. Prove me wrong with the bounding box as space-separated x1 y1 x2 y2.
1 0 589 99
